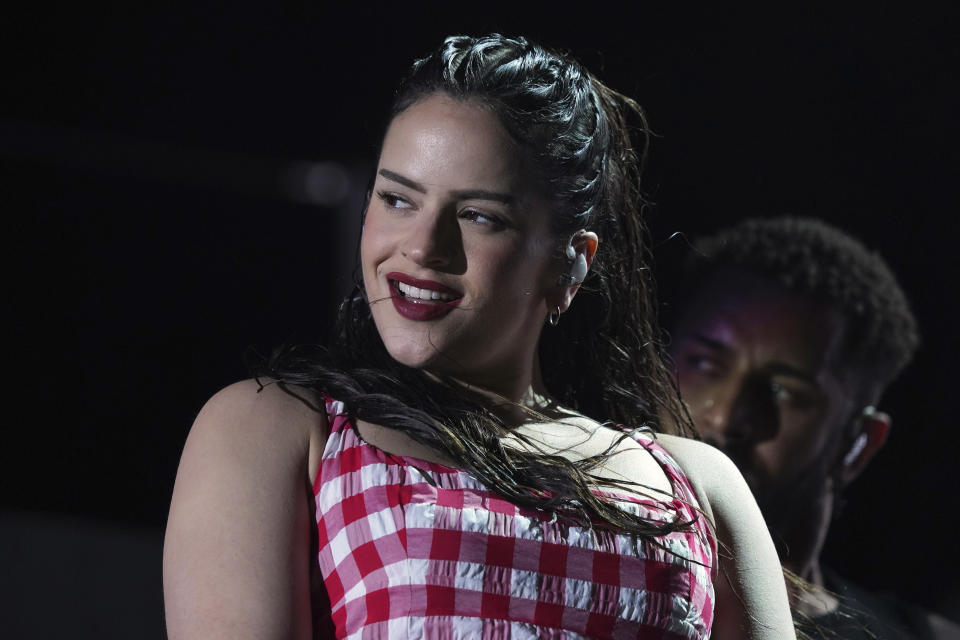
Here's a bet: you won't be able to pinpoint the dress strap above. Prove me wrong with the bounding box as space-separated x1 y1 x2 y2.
630 432 719 568
320 394 350 435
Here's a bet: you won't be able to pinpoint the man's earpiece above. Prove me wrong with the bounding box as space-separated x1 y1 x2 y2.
838 406 891 483
843 434 868 466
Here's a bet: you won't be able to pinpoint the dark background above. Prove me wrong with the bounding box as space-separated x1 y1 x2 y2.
3 3 957 636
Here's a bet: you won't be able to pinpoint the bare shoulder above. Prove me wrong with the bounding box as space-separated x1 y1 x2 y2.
195 379 326 438
164 379 328 639
653 433 743 481
650 433 743 520
656 434 795 638
190 380 328 472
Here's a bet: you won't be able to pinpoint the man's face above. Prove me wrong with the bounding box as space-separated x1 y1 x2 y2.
670 269 857 525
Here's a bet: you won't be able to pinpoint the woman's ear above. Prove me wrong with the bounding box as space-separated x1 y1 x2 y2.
837 408 891 486
556 231 599 312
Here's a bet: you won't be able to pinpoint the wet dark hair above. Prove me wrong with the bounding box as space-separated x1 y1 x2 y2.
260 34 694 536
681 216 919 393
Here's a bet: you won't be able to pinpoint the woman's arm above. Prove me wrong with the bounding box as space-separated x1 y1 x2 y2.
657 435 796 640
163 380 327 640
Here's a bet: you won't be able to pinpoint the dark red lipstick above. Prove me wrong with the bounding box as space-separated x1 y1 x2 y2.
386 272 463 321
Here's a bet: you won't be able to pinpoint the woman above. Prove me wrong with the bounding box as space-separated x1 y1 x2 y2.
163 34 794 639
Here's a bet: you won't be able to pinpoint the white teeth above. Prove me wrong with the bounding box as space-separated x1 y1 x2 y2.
396 280 456 302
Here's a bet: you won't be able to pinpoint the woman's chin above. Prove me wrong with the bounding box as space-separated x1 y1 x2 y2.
383 341 446 372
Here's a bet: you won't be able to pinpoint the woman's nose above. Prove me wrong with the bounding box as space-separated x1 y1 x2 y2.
402 208 462 269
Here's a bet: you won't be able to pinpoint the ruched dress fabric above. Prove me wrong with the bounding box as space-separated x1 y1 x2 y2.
312 398 716 639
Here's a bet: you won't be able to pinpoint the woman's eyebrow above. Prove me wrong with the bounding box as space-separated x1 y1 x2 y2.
378 168 516 205
379 169 426 193
450 189 516 205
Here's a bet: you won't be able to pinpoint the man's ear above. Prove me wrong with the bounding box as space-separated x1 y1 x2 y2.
837 407 891 486
556 231 599 312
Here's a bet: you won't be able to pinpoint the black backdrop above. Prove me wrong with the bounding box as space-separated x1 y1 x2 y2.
3 2 958 633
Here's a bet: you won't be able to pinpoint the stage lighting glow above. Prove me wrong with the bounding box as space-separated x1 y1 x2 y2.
281 161 350 206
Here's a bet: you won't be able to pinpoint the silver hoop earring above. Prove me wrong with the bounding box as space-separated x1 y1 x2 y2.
547 307 561 326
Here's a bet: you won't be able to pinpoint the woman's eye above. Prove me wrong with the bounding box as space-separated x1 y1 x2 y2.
460 209 506 229
377 191 412 210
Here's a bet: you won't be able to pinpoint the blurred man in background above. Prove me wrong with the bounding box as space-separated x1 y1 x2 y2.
669 217 956 638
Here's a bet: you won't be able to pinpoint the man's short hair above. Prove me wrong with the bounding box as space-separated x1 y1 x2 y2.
683 216 919 389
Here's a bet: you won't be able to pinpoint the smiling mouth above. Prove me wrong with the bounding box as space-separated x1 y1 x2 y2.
392 279 459 302
386 275 463 321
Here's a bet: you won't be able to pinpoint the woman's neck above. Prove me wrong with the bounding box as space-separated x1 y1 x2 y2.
430 358 567 426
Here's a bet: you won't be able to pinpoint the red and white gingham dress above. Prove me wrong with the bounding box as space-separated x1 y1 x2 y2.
313 398 716 639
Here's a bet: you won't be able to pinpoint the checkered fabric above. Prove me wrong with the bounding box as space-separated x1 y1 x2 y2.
313 398 716 639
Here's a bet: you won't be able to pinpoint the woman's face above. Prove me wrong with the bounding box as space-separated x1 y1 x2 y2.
361 93 563 393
